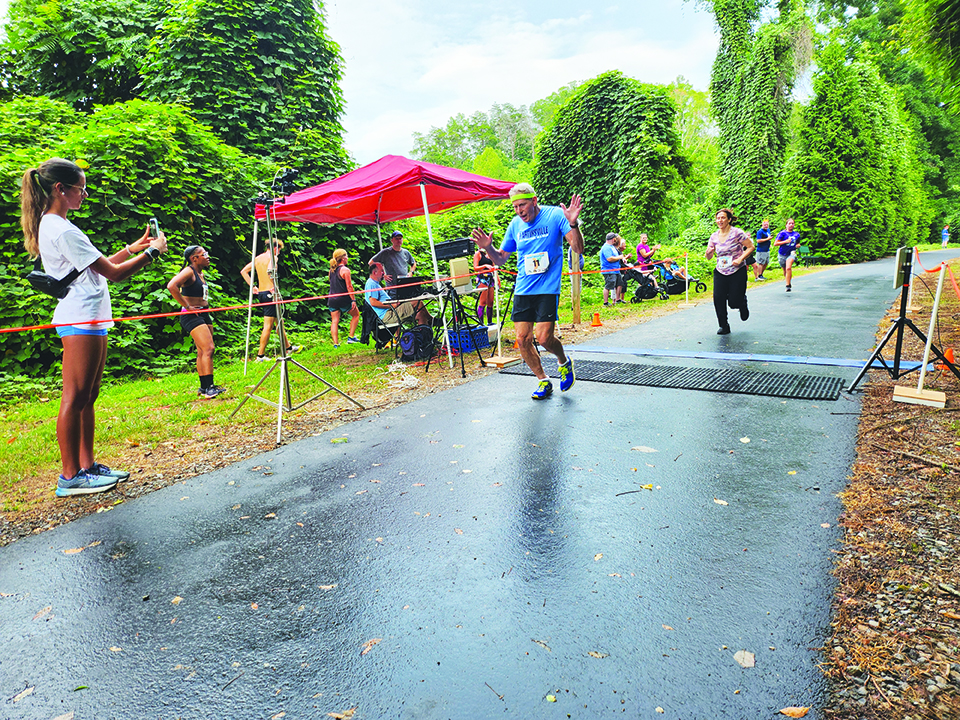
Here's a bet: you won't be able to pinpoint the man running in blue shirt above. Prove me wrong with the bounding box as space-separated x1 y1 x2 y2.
471 183 584 400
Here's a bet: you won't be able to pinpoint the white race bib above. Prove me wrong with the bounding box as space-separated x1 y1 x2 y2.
717 255 733 270
524 251 550 275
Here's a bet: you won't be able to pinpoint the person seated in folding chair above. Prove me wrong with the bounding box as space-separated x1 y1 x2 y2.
365 262 432 327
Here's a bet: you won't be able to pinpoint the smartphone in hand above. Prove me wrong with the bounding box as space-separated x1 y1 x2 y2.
149 218 160 239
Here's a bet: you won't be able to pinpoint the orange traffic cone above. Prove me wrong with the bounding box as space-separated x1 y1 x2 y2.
937 347 955 370
513 338 520 349
592 312 603 327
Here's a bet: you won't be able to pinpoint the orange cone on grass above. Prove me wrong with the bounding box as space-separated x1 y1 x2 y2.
592 312 603 327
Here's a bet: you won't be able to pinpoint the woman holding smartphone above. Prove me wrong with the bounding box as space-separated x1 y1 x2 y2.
21 158 167 497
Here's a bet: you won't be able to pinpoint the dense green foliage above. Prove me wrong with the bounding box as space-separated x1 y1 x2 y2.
140 0 348 171
534 71 687 254
818 0 960 239
900 0 960 108
0 98 277 377
778 43 930 262
710 0 812 231
0 0 158 109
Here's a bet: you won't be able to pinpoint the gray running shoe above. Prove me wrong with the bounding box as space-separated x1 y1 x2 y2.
56 469 117 497
87 462 130 481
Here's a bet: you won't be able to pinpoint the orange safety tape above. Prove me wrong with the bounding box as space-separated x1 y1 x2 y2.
1 266 499 335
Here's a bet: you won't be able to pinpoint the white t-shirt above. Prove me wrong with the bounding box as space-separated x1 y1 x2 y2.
39 214 113 330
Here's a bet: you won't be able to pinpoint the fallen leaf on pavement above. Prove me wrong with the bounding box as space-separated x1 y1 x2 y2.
587 651 609 659
330 438 349 444
319 584 338 590
662 625 673 631
594 553 603 561
532 639 552 652
327 708 356 719
171 596 183 605
632 446 658 453
779 708 810 718
12 686 34 702
33 606 52 621
734 650 755 668
271 713 286 719
360 638 381 656
714 498 728 506
110 646 122 652
455 528 463 535
740 437 750 443
52 713 75 720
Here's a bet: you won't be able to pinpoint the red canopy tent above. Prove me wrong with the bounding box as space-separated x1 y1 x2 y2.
248 155 515 368
254 154 514 226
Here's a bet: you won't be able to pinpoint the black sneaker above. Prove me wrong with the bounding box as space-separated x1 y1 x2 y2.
786 285 792 292
740 301 749 321
717 325 731 335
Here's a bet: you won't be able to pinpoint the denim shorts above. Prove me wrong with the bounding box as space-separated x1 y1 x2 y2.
56 325 109 338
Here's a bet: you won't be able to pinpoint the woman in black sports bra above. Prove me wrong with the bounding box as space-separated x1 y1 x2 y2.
167 245 225 399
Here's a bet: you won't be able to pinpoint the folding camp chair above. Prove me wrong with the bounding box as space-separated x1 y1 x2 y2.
361 301 402 355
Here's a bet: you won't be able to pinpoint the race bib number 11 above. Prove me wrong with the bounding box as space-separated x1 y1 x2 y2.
524 251 550 275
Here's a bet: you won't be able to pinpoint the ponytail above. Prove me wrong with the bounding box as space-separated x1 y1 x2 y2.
20 158 83 259
330 248 347 270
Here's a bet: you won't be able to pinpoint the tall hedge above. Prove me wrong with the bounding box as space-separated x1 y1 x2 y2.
778 43 930 262
533 71 687 254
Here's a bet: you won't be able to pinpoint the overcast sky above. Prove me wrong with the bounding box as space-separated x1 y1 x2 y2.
0 0 720 165
324 0 719 164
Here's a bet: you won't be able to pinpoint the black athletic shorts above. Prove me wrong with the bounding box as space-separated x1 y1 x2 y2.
179 308 212 333
258 290 277 318
512 293 560 324
327 296 353 312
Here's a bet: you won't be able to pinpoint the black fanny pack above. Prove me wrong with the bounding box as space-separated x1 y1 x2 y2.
26 257 81 299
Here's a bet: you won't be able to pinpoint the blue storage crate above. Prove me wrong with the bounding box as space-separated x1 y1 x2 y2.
448 325 490 352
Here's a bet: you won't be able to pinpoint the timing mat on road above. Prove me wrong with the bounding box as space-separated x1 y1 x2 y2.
500 357 846 401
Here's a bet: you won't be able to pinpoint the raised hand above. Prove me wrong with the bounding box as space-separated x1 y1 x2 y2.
559 193 582 226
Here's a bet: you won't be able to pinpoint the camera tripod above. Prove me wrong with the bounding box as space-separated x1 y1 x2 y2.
232 188 363 444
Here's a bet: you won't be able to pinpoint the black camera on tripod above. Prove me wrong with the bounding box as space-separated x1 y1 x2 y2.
272 168 299 196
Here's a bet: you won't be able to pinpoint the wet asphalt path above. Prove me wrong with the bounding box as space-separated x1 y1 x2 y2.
2 251 958 720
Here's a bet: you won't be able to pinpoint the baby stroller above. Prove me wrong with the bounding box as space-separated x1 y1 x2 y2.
656 261 707 295
623 267 668 302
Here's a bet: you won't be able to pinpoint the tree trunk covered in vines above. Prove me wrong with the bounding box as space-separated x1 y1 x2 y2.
710 0 810 229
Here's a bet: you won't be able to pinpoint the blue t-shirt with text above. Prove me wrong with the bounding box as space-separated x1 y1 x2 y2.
501 205 571 296
776 230 801 256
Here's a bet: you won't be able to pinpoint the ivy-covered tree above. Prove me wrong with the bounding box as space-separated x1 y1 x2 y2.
140 0 349 175
709 0 812 229
533 71 687 252
778 42 930 263
0 0 159 110
819 0 960 239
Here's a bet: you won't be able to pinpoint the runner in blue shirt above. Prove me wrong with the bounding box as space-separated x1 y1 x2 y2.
753 218 771 281
774 218 801 292
471 182 583 400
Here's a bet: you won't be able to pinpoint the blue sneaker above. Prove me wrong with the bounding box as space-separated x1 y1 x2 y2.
531 379 553 400
56 469 117 497
346 337 361 344
87 462 130 481
558 357 575 392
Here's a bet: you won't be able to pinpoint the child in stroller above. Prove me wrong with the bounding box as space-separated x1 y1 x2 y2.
656 259 708 295
623 266 668 302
